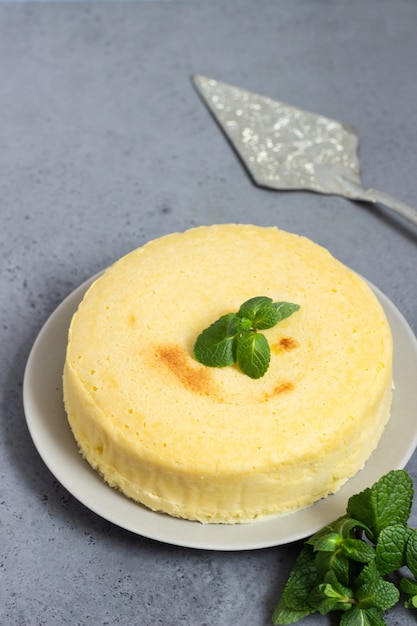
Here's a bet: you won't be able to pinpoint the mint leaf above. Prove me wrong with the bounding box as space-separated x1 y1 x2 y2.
400 577 417 596
307 515 369 548
340 606 387 626
400 577 417 609
272 597 312 625
308 518 374 563
406 528 417 578
354 559 381 588
281 544 318 612
194 295 300 378
341 538 375 563
347 470 413 541
315 549 351 587
237 296 275 326
272 301 301 323
375 524 411 575
404 594 417 609
356 578 399 611
309 531 341 552
236 331 270 379
348 560 400 612
248 303 282 330
308 572 353 614
236 317 252 333
309 584 352 615
237 298 300 330
193 313 239 367
332 515 371 539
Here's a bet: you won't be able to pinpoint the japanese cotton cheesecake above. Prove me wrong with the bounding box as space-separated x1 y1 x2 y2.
63 224 393 523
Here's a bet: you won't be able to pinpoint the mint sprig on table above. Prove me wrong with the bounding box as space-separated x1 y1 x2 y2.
273 470 417 626
193 296 300 379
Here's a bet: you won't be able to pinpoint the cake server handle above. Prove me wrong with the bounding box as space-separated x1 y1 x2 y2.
336 176 417 227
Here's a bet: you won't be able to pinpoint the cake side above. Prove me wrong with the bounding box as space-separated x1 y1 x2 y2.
63 224 393 523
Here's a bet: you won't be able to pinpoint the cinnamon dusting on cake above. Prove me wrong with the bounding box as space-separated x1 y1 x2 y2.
261 380 295 402
274 336 299 352
279 337 300 351
273 381 295 395
156 345 218 396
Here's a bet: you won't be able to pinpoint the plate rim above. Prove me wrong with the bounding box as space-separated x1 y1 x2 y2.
23 272 417 550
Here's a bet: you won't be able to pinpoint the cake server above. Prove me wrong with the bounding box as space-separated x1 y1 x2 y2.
193 75 417 227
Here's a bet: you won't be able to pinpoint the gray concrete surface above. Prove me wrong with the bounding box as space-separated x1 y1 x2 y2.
1 1 417 624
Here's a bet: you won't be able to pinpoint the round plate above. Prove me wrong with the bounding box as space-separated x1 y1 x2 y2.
23 273 417 550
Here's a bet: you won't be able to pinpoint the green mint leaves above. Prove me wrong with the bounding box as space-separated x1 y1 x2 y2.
193 296 300 379
273 470 417 626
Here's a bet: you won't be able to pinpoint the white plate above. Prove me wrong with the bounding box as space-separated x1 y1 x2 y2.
23 273 417 551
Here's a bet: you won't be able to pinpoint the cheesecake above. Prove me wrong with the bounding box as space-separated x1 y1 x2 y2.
63 224 393 523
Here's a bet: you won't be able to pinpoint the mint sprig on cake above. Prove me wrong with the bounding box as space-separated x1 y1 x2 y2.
193 296 300 379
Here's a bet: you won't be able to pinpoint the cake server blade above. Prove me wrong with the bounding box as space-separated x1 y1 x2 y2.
193 75 417 227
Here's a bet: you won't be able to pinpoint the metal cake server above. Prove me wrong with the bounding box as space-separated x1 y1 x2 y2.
193 75 417 227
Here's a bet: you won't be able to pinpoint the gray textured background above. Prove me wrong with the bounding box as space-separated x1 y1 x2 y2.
1 1 417 624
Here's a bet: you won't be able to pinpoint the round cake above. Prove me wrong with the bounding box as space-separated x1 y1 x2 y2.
63 224 393 523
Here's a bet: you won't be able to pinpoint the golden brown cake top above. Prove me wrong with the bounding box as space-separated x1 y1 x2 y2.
65 224 392 472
